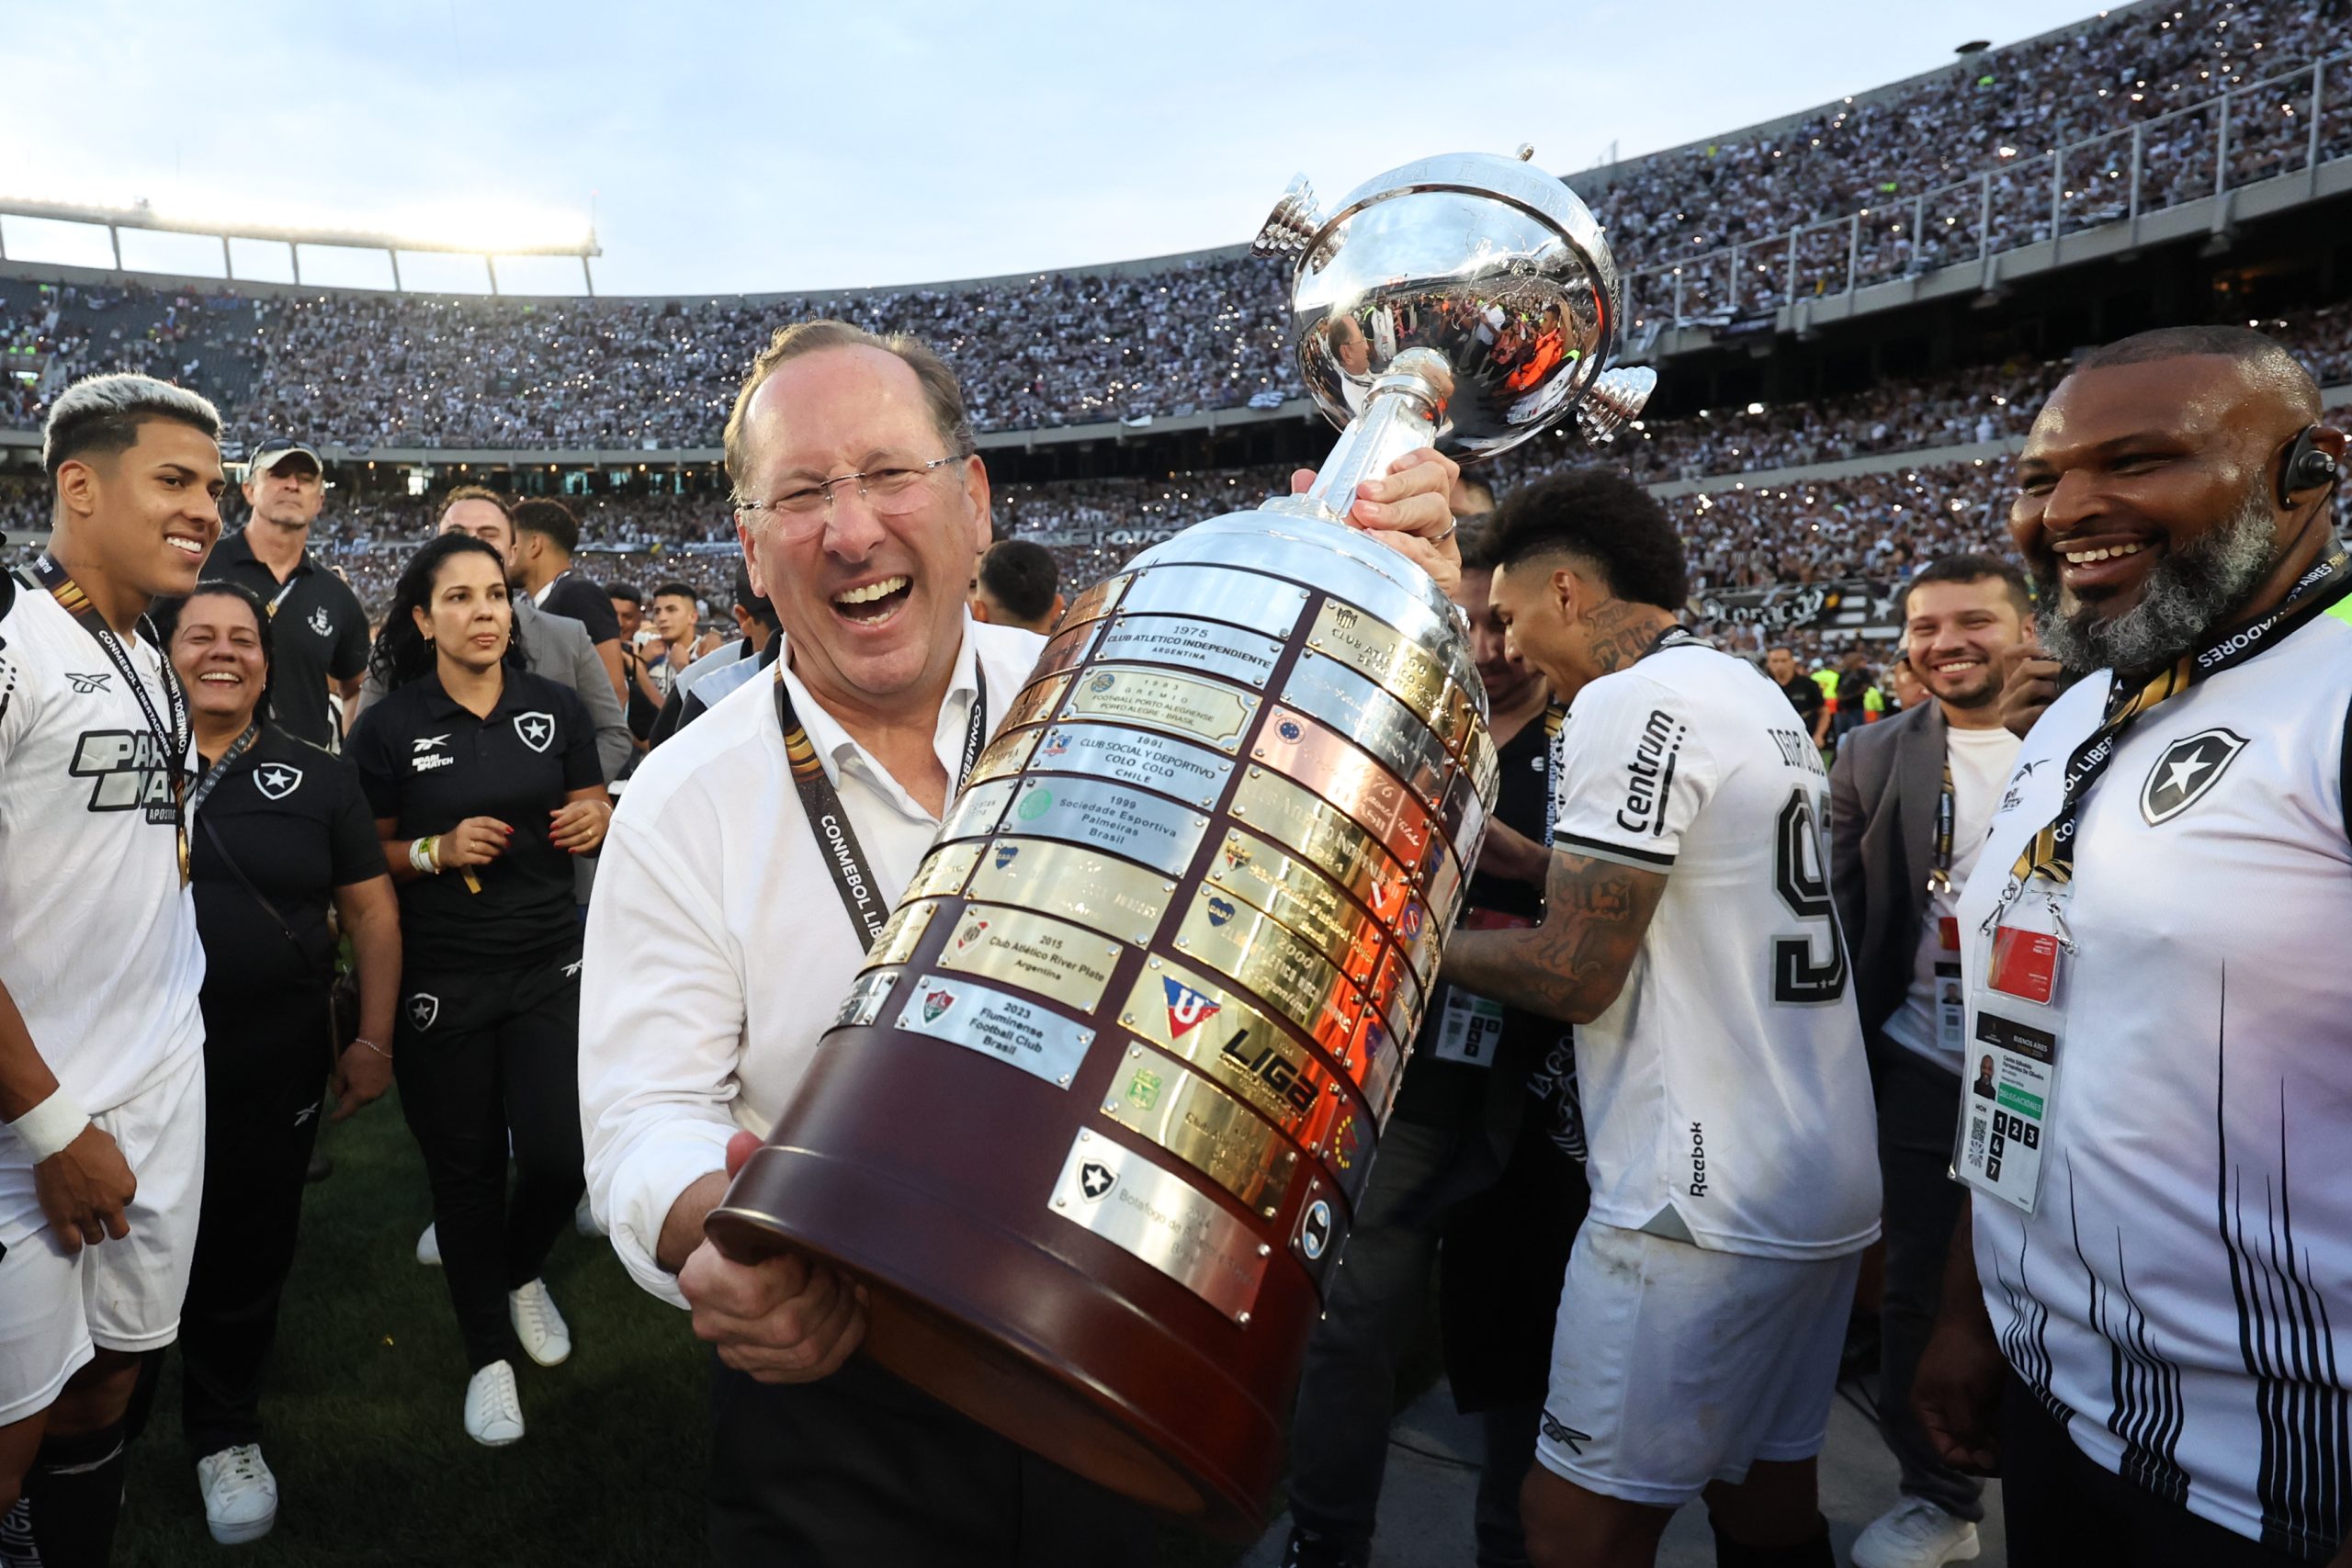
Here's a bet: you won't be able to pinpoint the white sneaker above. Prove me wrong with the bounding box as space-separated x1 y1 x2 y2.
416 1222 440 1266
195 1444 277 1545
574 1191 604 1237
463 1360 526 1447
509 1278 571 1367
1852 1498 1981 1568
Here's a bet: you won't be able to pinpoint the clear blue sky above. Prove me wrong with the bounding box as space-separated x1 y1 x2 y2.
7 0 2105 297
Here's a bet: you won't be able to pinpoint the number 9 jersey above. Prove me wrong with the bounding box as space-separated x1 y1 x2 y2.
1552 644 1881 1260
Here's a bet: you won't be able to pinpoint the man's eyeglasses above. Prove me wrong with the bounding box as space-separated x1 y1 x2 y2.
735 455 965 536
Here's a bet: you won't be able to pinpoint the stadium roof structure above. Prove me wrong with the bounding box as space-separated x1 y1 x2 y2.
0 197 601 295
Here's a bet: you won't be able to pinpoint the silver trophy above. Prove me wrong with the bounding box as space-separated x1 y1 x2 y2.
1250 145 1655 523
710 148 1654 1538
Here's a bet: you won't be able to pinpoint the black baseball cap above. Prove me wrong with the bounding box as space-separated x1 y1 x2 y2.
247 436 323 476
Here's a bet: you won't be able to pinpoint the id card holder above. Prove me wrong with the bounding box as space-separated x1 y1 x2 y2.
1432 987 1506 1066
1433 908 1533 1067
1954 888 2068 1213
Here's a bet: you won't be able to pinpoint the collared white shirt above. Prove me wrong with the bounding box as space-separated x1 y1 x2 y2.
579 615 1046 1306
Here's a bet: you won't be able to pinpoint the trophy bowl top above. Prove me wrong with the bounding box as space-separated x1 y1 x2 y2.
1260 151 1627 464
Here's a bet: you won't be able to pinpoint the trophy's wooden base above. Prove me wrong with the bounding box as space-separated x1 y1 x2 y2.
707 1128 1292 1544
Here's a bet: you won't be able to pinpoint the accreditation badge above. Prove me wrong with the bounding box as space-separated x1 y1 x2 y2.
1954 887 2068 1213
1431 908 1532 1067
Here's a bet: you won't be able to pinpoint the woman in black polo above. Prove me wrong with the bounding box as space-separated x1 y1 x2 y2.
163 580 401 1546
345 532 609 1449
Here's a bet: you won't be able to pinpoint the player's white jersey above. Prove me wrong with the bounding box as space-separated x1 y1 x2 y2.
1960 598 2352 1557
0 578 204 1119
1553 643 1880 1260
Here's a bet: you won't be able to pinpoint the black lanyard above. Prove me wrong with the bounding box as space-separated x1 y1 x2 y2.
2014 544 2352 887
1928 759 1957 893
776 664 989 952
187 722 261 817
24 555 191 883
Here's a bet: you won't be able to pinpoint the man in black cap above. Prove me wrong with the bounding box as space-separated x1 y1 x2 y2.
200 438 367 750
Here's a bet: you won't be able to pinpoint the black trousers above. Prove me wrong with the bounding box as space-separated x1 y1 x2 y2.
1872 1044 1984 1521
393 948 584 1372
707 1354 1158 1568
1287 1113 1586 1568
2002 1372 2329 1566
178 987 332 1456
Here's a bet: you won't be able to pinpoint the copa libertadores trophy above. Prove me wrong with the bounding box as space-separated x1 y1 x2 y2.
708 147 1654 1536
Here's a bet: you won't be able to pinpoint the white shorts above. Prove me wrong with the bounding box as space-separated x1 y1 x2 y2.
1534 1220 1860 1507
0 1053 205 1426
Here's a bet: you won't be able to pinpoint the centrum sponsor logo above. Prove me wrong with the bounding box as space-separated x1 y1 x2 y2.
1615 709 1686 836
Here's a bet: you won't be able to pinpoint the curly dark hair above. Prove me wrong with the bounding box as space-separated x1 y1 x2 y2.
368 533 528 691
155 579 277 719
1484 469 1690 612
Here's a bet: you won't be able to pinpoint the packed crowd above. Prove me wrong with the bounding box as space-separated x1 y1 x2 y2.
4 5 2348 456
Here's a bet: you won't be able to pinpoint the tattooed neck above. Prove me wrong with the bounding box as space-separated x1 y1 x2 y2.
1582 600 1680 677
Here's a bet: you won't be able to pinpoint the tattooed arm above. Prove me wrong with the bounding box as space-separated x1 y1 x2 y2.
1440 849 1668 1024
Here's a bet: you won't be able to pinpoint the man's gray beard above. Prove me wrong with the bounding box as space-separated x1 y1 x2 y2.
2034 490 2277 676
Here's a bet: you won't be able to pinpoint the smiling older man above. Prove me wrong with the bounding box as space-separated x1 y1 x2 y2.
578 319 1461 1566
1915 325 2352 1568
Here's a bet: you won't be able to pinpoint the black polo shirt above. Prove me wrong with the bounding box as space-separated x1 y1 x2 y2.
1391 713 1554 1128
346 668 602 973
537 570 622 648
1776 671 1825 730
204 528 369 750
191 726 386 1002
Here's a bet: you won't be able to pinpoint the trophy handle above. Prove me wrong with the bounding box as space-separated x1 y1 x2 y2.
1266 346 1455 528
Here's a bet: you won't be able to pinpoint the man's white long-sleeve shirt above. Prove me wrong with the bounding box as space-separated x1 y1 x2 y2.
579 618 1046 1306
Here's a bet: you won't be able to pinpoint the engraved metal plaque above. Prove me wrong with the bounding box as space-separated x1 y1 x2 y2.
1442 764 1487 867
1119 959 1351 1148
1353 1016 1403 1120
905 840 982 903
1007 777 1209 879
1061 665 1260 753
1032 620 1102 683
1278 655 1451 808
1027 724 1235 811
1003 671 1074 733
939 903 1125 1014
1046 1132 1267 1321
966 838 1173 947
832 967 899 1032
1307 598 1451 728
1173 886 1363 1057
1057 571 1130 632
1461 709 1500 797
1320 1100 1374 1208
1249 708 1433 869
1389 894 1439 990
1206 828 1375 978
967 726 1043 787
1363 944 1422 1044
898 974 1095 1089
1096 615 1287 692
1227 768 1413 931
938 777 1020 845
1102 1043 1300 1218
1119 565 1308 640
862 898 940 972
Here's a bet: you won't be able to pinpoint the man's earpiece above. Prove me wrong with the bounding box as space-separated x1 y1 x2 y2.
2278 425 2341 508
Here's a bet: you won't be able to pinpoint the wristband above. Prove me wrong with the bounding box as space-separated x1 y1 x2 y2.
409 836 442 874
355 1037 392 1060
7 1089 91 1164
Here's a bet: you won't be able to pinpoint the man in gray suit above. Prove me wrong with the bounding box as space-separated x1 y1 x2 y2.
1827 554 2033 1568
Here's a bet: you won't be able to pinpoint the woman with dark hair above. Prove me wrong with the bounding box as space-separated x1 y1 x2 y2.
345 533 610 1447
162 580 401 1545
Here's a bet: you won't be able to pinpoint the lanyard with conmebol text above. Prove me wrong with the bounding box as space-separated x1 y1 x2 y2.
23 554 193 885
775 665 989 952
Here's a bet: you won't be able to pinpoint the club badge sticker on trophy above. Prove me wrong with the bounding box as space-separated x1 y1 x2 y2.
708 145 1651 1537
